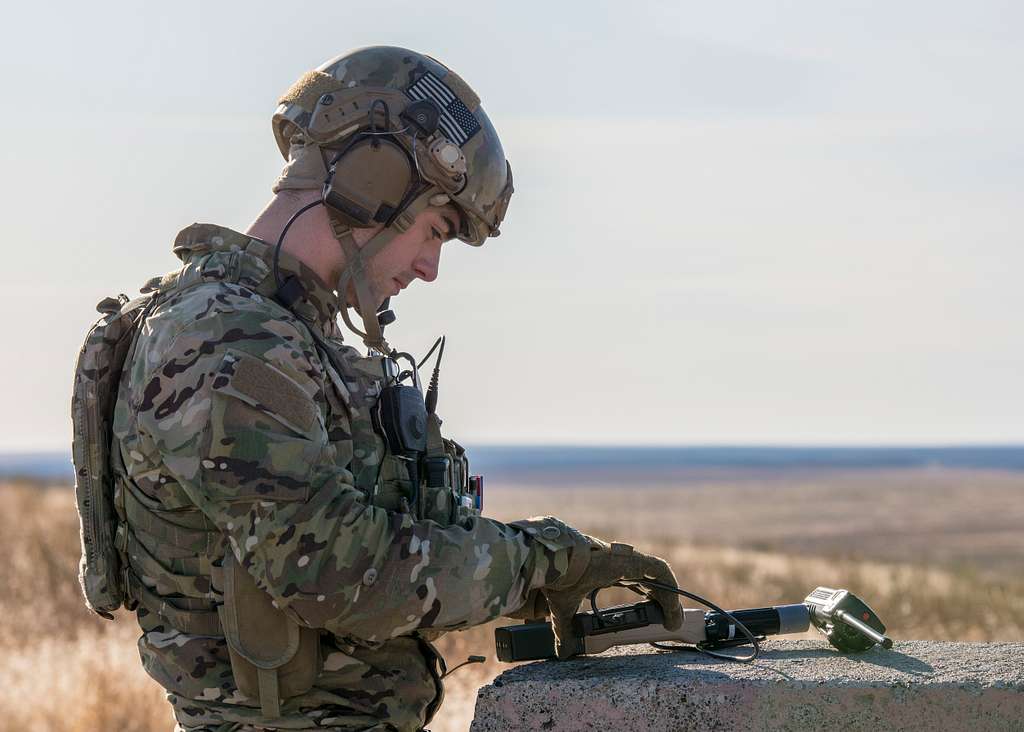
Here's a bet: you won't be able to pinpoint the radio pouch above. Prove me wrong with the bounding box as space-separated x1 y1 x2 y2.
216 551 321 718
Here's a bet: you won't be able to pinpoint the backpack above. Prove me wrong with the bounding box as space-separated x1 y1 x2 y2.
71 292 154 618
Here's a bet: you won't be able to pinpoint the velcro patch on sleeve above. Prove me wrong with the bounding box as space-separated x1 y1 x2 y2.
215 351 318 435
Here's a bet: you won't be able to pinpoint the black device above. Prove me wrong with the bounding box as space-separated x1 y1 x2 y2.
495 586 892 663
375 384 428 457
369 351 429 516
400 98 442 137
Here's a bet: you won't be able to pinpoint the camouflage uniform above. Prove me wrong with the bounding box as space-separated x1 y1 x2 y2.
112 223 582 731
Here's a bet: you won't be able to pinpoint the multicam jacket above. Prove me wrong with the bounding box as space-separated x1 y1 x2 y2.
111 224 582 731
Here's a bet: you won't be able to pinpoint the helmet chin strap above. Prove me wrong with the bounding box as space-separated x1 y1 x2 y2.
331 223 399 353
327 190 435 354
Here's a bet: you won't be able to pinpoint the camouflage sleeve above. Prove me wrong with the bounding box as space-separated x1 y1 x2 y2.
138 302 580 642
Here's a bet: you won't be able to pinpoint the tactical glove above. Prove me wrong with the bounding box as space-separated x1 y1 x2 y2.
511 518 683 659
545 536 682 658
504 588 549 622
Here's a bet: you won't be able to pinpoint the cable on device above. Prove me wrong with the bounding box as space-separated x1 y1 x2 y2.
598 579 762 663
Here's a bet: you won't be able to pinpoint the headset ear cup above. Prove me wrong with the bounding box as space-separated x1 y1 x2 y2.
323 138 417 227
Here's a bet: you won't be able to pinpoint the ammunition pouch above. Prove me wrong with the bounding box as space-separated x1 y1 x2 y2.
375 435 479 526
420 413 480 526
375 451 415 513
216 551 321 718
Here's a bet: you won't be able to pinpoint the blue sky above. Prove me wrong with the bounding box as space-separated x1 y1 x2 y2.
1 1 1021 449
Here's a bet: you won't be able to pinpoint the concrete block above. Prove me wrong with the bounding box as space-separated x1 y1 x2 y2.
470 640 1024 731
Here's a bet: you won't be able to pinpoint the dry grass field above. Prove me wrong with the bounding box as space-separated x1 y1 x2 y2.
1 468 1022 731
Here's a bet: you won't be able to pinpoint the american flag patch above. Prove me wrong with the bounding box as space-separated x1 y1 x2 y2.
405 71 481 145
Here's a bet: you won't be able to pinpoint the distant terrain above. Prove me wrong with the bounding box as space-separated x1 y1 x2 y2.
1 464 1022 731
5 444 1024 483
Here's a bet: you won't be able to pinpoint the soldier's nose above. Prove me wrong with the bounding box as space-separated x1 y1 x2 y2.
415 250 440 282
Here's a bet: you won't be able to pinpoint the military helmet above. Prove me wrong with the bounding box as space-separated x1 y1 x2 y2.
273 46 513 245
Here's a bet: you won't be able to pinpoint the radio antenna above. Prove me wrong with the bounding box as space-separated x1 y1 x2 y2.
425 336 445 415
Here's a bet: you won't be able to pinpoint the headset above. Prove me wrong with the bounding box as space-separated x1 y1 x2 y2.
321 99 431 229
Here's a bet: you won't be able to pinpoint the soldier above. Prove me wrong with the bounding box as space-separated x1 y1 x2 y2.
109 46 683 731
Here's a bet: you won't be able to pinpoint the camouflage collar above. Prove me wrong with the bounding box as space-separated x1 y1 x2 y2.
172 223 341 338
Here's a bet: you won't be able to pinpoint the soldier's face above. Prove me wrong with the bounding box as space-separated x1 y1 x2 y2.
361 205 461 308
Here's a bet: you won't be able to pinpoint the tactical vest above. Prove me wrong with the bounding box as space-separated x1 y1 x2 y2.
72 237 480 718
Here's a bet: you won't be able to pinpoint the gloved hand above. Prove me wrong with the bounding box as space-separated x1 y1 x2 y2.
545 536 682 658
504 588 549 622
510 518 683 659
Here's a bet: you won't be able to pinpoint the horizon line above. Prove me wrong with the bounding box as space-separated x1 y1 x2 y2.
3 442 1024 456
